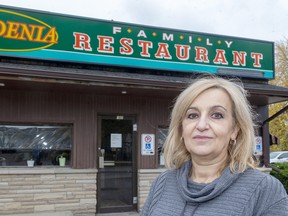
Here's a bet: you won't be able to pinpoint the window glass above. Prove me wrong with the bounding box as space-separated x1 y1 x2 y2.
270 152 279 159
0 125 72 166
158 127 168 166
280 153 288 158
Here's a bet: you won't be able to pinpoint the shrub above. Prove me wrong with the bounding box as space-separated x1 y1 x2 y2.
270 163 288 193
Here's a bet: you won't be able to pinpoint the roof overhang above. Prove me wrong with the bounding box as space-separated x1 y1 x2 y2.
0 62 287 106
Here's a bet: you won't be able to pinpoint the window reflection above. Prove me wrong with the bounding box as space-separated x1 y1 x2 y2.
0 125 72 166
158 127 168 166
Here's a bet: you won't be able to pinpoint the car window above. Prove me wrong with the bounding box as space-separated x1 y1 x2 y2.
270 152 280 159
279 153 288 159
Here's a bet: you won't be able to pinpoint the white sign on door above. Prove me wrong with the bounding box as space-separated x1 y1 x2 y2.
111 133 122 148
141 134 155 155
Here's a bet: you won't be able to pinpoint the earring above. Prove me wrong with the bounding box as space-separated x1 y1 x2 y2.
230 139 237 146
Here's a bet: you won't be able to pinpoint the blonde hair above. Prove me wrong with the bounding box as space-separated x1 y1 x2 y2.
164 76 258 173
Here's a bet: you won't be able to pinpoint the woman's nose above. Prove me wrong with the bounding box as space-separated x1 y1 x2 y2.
196 116 209 131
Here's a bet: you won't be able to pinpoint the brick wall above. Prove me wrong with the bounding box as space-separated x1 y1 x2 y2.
0 168 97 215
137 169 166 210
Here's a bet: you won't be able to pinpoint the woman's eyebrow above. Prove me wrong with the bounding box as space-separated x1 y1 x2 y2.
211 105 228 112
187 105 228 112
186 107 199 111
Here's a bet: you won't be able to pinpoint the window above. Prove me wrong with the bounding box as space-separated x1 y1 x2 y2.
0 124 72 166
279 153 288 159
157 127 168 166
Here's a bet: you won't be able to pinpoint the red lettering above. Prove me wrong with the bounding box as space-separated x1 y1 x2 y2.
120 38 133 55
138 40 152 57
213 49 228 65
232 51 247 66
73 32 92 51
195 47 209 63
155 43 171 59
175 44 190 61
251 52 263 67
97 35 114 53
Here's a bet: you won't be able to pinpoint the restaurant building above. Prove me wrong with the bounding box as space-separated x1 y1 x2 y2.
0 6 287 215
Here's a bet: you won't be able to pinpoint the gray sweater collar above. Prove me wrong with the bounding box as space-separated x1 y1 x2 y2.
176 160 240 203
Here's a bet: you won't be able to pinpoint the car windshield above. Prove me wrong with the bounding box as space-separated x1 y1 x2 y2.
270 152 280 159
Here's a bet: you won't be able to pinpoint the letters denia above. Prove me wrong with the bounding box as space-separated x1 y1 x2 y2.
0 20 58 44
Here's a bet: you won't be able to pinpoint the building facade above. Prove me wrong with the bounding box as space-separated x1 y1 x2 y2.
0 6 287 215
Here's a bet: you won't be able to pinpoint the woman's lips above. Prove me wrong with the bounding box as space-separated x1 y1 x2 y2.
193 135 212 141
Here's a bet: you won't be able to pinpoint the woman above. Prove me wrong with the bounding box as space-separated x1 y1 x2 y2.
141 76 288 216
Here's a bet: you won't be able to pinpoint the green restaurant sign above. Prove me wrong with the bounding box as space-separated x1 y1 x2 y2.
0 6 274 79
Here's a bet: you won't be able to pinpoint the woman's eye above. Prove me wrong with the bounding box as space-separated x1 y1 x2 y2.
187 113 199 119
211 112 224 119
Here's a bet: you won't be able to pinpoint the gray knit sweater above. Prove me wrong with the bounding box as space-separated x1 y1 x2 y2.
141 161 288 216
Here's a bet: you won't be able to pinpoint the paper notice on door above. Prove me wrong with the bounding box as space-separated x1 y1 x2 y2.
111 133 122 148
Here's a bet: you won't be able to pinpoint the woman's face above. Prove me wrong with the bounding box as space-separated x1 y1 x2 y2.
182 88 239 163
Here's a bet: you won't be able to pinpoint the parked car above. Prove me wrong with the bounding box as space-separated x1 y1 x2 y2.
270 151 288 164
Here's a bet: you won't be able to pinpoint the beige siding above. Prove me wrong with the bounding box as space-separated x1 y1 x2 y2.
0 168 97 215
137 169 166 210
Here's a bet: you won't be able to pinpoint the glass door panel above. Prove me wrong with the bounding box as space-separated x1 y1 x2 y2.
97 117 135 213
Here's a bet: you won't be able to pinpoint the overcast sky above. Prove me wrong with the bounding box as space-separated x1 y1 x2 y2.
0 0 288 42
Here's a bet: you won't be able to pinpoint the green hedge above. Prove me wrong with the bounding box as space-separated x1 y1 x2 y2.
270 163 288 193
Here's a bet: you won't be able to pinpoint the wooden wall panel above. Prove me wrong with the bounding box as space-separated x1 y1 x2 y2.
0 88 174 169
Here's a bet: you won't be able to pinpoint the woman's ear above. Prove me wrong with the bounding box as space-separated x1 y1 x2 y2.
231 124 240 140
